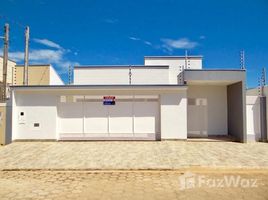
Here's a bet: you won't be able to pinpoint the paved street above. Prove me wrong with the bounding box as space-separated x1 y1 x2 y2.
0 170 268 200
0 141 268 170
1 141 268 199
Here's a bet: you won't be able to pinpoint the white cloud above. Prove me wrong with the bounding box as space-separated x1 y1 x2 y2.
9 48 79 73
129 36 141 41
9 49 63 63
144 41 152 46
8 51 25 62
33 38 62 49
129 37 154 48
161 38 198 51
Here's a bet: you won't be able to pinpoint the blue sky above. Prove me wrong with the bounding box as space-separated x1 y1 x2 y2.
1 0 268 87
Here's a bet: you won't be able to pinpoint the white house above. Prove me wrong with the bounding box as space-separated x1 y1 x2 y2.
10 55 247 142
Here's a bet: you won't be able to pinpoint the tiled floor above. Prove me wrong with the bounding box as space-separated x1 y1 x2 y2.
0 141 268 170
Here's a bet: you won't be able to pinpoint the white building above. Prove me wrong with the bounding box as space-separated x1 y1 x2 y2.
10 56 247 142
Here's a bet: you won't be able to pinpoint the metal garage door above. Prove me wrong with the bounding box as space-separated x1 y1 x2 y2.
58 95 159 140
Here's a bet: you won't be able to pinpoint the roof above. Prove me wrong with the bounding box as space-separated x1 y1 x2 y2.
11 84 187 95
15 64 51 67
144 55 203 59
74 65 169 69
11 84 185 88
184 69 246 72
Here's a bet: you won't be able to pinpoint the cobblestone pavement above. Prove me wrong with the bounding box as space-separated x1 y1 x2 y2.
0 141 268 170
0 170 267 200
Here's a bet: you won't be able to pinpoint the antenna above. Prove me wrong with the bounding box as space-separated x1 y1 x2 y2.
240 50 245 69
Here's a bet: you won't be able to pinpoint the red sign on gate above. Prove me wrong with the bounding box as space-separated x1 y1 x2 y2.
103 96 116 105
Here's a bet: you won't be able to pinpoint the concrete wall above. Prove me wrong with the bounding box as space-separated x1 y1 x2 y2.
12 87 187 140
227 81 246 142
246 96 260 141
187 85 228 136
144 57 202 84
247 86 268 141
14 65 51 85
12 93 58 140
160 91 187 139
0 57 16 85
0 103 6 145
74 67 169 85
49 66 64 85
184 70 246 84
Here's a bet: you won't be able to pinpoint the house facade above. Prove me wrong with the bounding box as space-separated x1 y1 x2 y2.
10 56 247 142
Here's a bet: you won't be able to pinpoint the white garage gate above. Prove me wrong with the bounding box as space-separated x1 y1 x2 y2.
58 95 160 140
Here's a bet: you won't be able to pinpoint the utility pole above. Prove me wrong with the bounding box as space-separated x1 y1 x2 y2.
23 26 29 85
2 23 9 101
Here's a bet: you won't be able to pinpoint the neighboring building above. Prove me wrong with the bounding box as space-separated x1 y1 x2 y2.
0 61 63 100
246 86 268 142
13 64 64 85
0 57 16 101
0 56 16 85
0 63 64 145
10 55 247 142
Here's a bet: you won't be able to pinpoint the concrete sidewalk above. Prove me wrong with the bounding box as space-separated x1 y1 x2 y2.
0 141 268 170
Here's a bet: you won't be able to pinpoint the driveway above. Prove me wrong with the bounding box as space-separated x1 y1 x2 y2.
0 141 268 170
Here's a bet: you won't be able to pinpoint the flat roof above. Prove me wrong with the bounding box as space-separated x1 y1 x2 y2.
11 84 187 92
184 69 246 72
74 65 169 69
11 84 185 89
144 55 203 59
15 64 51 67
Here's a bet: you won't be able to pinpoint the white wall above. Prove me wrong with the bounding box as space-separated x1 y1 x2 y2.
49 66 64 85
131 68 169 84
12 88 187 141
74 67 169 85
12 93 58 140
144 57 202 84
160 91 187 139
246 96 260 141
187 85 228 136
246 87 268 142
